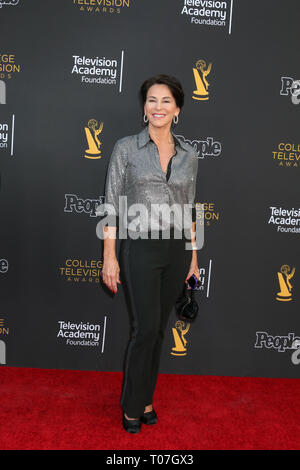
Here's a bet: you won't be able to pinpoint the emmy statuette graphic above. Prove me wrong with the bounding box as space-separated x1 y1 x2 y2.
84 119 103 159
171 320 190 356
276 264 296 301
192 59 212 101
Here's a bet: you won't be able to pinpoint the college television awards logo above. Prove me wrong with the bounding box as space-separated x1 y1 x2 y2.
0 53 21 79
276 264 296 302
84 119 104 159
59 258 103 284
73 0 130 15
196 202 219 227
192 59 212 100
0 318 9 336
272 142 300 168
0 53 21 104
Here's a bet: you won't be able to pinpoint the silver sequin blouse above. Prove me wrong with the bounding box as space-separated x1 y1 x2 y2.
96 125 198 236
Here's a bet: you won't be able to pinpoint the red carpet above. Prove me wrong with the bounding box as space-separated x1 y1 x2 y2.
0 367 299 450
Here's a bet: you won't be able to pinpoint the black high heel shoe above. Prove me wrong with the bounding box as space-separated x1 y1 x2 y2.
140 408 157 425
122 413 142 433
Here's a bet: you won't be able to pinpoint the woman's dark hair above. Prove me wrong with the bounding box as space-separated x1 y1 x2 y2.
139 74 185 110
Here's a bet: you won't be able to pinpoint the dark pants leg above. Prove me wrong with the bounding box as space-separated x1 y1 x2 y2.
144 237 192 406
119 235 191 417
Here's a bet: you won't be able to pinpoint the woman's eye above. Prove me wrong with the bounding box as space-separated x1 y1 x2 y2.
147 99 171 103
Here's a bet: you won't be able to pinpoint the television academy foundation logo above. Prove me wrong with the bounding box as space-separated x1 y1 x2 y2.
57 320 107 352
267 206 300 234
71 52 124 91
0 116 15 155
196 260 213 296
0 122 9 145
73 0 130 15
180 0 234 33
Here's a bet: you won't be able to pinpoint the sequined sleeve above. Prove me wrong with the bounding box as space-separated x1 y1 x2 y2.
97 139 127 227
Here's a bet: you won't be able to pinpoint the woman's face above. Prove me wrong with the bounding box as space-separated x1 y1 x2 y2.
144 84 180 130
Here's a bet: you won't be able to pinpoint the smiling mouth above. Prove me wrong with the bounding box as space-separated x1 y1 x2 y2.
152 114 166 118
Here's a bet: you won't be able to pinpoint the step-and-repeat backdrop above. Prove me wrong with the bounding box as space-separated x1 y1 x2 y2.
0 0 299 378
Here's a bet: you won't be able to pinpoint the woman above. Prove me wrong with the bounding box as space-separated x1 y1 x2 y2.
99 74 200 433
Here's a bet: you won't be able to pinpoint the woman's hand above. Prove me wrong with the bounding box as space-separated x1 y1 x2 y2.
101 255 121 293
185 258 200 285
186 224 200 285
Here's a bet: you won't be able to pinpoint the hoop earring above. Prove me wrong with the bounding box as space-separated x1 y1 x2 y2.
173 115 179 124
144 113 149 123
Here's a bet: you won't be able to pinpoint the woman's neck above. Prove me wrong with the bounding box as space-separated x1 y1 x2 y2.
148 124 174 146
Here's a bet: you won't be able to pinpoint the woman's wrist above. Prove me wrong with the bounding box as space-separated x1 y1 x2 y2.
103 243 117 262
104 254 117 263
104 246 117 260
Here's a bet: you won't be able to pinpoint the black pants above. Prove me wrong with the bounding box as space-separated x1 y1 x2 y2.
119 230 192 417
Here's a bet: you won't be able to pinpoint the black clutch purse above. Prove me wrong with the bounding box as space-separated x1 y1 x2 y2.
175 282 199 322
